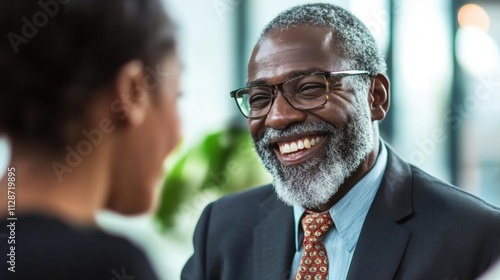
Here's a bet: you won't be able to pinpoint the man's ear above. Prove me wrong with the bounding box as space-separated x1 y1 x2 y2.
368 73 390 121
113 60 149 127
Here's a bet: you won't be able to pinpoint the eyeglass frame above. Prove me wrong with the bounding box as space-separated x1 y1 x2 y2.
229 70 371 119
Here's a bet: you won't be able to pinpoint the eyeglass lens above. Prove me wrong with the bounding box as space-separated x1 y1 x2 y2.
236 74 328 118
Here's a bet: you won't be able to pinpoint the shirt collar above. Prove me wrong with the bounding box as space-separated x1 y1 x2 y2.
293 142 388 251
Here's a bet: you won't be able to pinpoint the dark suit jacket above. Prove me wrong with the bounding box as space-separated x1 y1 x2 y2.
182 147 500 280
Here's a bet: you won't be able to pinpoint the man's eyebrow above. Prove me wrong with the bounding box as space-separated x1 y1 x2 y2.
246 68 326 86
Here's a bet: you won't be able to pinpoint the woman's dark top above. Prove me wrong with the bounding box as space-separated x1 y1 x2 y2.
0 214 159 279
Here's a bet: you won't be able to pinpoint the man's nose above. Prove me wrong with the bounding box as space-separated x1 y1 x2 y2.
264 92 307 130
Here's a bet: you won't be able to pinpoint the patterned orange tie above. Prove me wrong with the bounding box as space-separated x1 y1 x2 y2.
294 211 334 280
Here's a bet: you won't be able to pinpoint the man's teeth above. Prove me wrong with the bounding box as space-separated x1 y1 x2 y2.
278 136 323 155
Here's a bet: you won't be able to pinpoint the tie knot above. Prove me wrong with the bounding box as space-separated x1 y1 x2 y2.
301 211 333 243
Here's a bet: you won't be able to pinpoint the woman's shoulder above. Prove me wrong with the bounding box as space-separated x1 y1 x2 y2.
0 214 159 279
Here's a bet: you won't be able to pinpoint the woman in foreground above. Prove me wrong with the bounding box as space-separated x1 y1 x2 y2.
0 1 180 279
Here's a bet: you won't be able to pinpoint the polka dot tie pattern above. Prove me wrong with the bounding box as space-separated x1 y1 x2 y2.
294 211 334 280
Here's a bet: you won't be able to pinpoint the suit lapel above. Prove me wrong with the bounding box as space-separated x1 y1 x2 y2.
253 193 295 280
346 202 410 279
347 146 414 280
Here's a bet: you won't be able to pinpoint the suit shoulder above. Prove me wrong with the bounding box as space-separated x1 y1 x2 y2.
199 184 277 228
410 165 500 221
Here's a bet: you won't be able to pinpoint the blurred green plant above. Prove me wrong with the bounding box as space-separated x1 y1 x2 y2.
155 126 271 231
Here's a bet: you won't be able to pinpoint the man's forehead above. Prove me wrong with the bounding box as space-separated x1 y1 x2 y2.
248 26 342 84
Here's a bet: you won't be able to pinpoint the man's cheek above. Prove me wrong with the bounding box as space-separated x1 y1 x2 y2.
248 119 265 140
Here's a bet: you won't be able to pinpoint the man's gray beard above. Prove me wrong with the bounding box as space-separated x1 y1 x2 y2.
254 101 374 209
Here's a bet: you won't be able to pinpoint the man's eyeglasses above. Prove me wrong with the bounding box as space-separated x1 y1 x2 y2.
230 70 370 118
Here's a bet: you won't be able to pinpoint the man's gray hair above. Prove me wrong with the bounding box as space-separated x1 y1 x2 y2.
261 3 387 76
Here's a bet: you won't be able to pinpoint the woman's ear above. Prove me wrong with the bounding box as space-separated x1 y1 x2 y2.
113 60 149 127
368 73 390 121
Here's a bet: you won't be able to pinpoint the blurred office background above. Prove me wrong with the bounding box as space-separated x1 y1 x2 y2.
0 0 498 279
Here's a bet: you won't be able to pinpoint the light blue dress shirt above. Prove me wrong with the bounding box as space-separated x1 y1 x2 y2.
290 143 388 280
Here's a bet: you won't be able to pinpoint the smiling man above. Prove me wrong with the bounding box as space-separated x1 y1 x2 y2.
182 3 500 280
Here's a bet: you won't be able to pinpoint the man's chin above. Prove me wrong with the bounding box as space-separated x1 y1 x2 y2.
272 175 340 208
